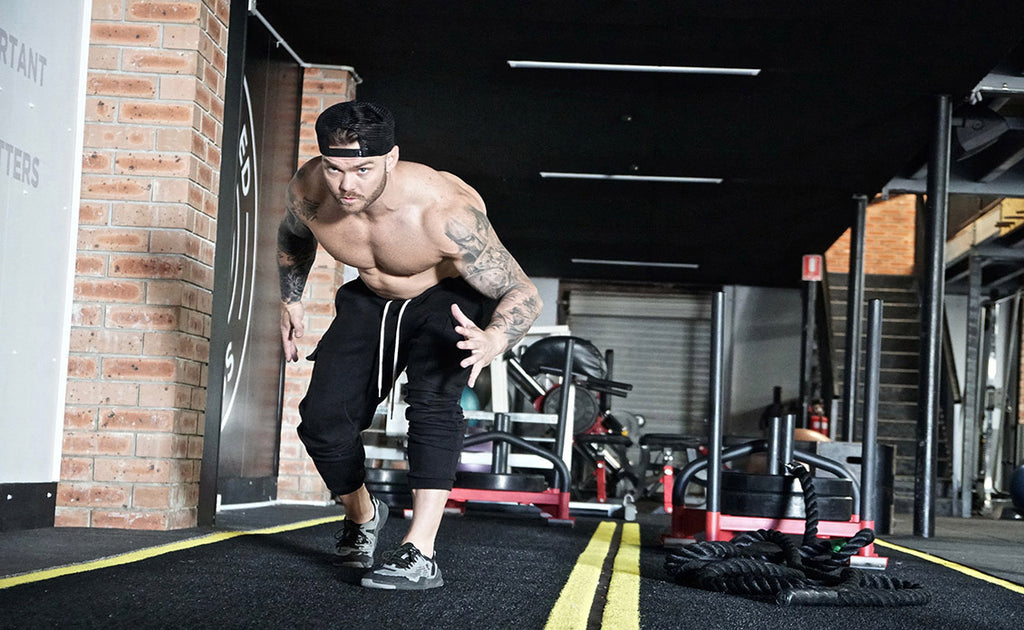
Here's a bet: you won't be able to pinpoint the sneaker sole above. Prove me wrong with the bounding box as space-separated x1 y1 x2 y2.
360 575 444 590
334 557 373 568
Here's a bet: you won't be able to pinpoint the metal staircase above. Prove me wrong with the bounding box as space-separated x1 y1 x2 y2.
828 273 954 515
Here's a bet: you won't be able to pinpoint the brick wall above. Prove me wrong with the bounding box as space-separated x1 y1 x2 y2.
58 0 230 530
825 194 917 275
276 68 357 503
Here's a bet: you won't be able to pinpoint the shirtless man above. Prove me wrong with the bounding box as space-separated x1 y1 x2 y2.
277 101 542 590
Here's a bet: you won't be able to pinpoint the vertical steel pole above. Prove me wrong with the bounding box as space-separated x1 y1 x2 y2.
915 94 952 537
707 292 726 528
768 416 783 476
862 299 883 525
493 413 511 474
555 338 576 463
781 413 796 467
961 256 983 518
799 280 817 428
844 195 868 441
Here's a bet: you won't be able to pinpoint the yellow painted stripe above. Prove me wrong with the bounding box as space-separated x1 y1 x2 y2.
545 521 618 630
602 522 641 630
875 538 1024 595
0 515 346 591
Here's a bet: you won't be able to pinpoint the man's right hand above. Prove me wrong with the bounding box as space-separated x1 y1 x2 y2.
281 301 306 362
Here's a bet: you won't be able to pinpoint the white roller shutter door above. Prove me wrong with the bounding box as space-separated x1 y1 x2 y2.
567 290 711 436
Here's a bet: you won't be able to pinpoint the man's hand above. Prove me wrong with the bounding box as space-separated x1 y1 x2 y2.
281 302 306 362
452 303 506 387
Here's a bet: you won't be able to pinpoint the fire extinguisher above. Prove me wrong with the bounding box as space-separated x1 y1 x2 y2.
809 399 829 436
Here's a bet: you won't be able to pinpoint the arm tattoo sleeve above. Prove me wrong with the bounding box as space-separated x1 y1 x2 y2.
277 209 318 304
446 205 543 348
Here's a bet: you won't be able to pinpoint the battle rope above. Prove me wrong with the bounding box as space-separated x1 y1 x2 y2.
664 462 931 606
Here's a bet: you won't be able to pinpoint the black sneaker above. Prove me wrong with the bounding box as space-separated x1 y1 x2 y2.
361 542 444 590
334 495 389 568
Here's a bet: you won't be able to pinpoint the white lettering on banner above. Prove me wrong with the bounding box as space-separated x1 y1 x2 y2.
222 79 259 429
0 26 48 87
0 137 41 188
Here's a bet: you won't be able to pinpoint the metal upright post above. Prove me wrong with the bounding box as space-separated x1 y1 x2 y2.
843 195 868 441
799 279 817 429
493 413 511 474
915 94 952 538
960 256 984 518
555 338 576 464
768 416 783 476
706 292 726 539
862 299 883 526
781 413 796 467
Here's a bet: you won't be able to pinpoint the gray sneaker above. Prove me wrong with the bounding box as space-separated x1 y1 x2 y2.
361 542 444 590
334 495 389 568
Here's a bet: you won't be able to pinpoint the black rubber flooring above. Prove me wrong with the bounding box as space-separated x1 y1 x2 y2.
0 505 1022 629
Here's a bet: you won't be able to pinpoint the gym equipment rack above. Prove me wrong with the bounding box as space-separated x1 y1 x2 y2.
445 339 582 523
668 294 888 569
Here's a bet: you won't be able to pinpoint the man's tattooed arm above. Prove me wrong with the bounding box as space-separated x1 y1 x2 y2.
277 198 319 304
446 205 542 350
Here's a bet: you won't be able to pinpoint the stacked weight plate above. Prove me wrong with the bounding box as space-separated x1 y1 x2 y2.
720 472 854 521
364 468 413 509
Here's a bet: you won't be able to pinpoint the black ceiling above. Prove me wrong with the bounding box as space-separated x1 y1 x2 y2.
253 1 1024 288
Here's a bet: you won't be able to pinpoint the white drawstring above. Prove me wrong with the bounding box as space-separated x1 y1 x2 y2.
377 301 393 396
377 298 412 398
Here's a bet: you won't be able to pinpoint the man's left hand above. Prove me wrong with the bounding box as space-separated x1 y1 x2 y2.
451 303 506 387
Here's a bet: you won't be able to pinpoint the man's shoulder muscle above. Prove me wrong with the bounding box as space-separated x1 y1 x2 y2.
287 157 325 221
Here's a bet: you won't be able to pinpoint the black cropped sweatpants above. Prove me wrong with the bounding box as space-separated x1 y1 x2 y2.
297 276 495 496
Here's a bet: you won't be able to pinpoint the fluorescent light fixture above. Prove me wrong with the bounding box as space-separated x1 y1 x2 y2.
508 60 760 76
572 258 700 270
540 172 722 184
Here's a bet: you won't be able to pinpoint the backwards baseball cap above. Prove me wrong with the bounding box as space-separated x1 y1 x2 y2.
315 101 396 158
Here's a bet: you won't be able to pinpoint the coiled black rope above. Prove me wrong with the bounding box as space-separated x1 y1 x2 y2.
664 462 930 606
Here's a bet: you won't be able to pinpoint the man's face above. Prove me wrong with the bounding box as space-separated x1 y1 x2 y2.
321 142 392 212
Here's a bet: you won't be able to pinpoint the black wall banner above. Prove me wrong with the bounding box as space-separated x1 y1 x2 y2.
204 11 302 510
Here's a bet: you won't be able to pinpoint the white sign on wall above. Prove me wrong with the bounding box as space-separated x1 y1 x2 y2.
0 1 92 482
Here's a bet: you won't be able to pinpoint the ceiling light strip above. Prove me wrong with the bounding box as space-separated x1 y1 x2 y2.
508 60 760 76
541 172 722 184
572 258 700 270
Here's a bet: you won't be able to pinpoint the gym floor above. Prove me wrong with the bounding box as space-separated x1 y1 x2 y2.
0 502 1021 629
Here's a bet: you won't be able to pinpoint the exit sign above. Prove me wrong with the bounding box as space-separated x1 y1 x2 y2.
802 255 823 281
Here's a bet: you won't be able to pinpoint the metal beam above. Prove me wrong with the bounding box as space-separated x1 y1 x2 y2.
915 94 952 537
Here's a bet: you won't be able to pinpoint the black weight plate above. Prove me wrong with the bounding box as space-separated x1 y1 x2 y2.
454 471 548 492
721 472 853 496
542 384 600 434
364 469 409 485
722 490 853 521
364 483 411 495
373 492 413 510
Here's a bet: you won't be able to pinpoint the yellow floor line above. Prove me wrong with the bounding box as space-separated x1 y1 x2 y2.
875 538 1024 595
602 522 641 630
545 521 618 630
0 515 346 591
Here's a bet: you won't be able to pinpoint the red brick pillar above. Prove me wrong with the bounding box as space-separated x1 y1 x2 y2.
276 68 356 503
825 194 917 275
59 0 230 529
